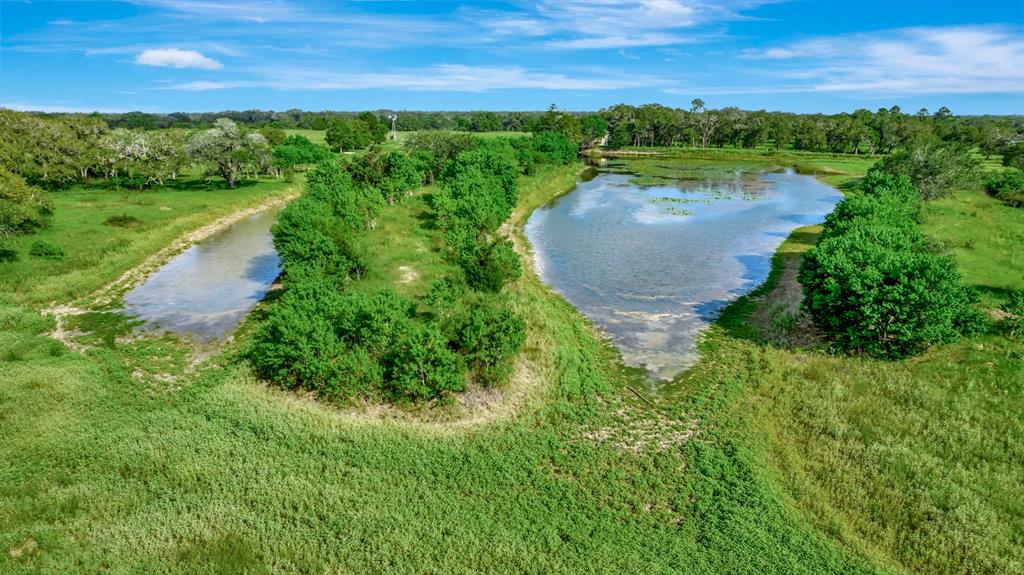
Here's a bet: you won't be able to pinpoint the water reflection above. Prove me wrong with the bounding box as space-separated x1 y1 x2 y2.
122 205 284 340
525 168 841 380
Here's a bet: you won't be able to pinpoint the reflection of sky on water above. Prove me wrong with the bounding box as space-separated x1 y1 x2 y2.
525 170 841 381
123 206 283 341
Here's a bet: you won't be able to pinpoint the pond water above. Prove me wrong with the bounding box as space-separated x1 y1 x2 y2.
122 205 283 341
525 164 841 380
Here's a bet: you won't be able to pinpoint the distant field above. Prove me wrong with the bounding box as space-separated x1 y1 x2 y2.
284 129 529 148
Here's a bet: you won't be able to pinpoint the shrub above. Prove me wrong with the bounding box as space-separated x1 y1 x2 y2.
531 131 578 165
454 299 526 387
463 237 522 293
29 240 64 259
868 144 979 200
799 223 984 358
103 214 144 228
984 169 1024 208
0 242 17 263
383 322 464 401
0 168 52 237
247 277 347 391
272 135 332 172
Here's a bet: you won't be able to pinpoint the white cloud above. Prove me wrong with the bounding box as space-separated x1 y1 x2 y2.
472 0 768 50
135 48 223 70
166 64 660 92
739 25 1024 94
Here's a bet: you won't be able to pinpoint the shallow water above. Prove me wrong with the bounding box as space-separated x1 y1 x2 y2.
525 166 841 380
122 205 284 340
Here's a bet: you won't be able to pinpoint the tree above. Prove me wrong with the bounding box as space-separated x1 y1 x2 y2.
259 126 287 146
799 223 983 358
187 118 271 188
325 118 371 153
0 168 53 239
869 144 979 200
534 104 583 145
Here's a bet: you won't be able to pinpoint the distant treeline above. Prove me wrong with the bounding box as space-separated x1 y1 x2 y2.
16 103 1023 154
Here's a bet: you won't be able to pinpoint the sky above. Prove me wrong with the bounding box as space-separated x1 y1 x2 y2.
1 0 1022 114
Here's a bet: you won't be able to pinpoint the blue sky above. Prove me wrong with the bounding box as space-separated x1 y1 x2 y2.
1 0 1022 114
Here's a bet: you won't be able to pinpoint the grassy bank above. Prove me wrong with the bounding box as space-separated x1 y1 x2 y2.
2 154 1018 574
0 176 297 307
1 162 887 574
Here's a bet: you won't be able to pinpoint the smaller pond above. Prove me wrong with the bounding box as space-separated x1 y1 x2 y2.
122 205 283 341
525 164 841 381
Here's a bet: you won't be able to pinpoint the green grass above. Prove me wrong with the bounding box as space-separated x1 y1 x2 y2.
920 191 1024 307
356 186 458 299
1 157 1019 574
0 176 296 307
283 129 327 145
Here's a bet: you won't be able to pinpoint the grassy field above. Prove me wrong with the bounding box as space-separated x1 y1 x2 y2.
1 152 1019 574
0 176 297 307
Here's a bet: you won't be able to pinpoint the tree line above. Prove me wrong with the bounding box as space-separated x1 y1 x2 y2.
247 130 578 402
14 103 1022 156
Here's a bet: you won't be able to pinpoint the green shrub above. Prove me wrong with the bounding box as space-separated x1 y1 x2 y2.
0 168 52 237
383 322 464 401
0 241 17 263
247 277 348 392
29 240 64 259
984 169 1024 208
454 298 526 387
531 131 578 165
103 214 144 228
799 223 984 358
272 135 332 171
463 237 521 293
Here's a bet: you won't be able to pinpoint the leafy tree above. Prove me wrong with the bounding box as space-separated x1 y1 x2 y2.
531 131 578 165
187 118 271 188
0 168 53 239
271 134 331 173
580 115 609 146
403 130 478 181
984 169 1024 208
1002 142 1024 170
346 146 422 204
258 126 287 146
534 104 583 144
869 144 979 200
799 172 984 358
800 223 984 358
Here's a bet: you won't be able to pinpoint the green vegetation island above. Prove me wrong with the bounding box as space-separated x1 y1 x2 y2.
1 102 1022 575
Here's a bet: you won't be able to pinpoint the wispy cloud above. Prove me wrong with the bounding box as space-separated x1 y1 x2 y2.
470 1 768 49
166 64 661 92
135 48 223 70
740 25 1024 94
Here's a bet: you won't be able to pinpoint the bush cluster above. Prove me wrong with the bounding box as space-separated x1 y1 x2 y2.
984 169 1024 208
249 136 552 403
271 134 332 173
799 172 984 358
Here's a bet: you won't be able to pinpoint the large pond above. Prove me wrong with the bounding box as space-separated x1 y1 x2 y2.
525 162 841 380
122 205 283 341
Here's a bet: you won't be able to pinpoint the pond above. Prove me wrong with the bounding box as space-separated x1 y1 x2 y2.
122 205 283 341
525 162 841 381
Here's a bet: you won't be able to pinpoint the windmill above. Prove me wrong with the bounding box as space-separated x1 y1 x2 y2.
387 114 397 141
